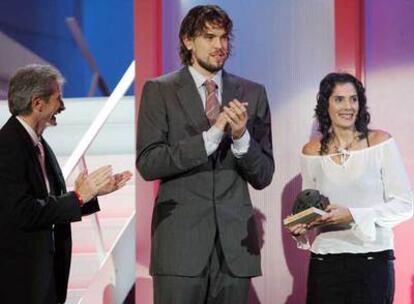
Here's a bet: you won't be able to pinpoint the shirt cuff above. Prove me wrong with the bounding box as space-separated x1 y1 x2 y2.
292 234 311 250
349 208 376 242
74 191 84 206
202 126 224 156
231 130 250 158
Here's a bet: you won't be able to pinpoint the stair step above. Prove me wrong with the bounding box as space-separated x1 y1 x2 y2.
66 288 86 304
68 253 100 289
95 184 135 219
71 217 130 253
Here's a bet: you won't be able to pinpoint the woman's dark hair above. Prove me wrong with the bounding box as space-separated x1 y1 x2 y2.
179 5 233 66
315 72 370 155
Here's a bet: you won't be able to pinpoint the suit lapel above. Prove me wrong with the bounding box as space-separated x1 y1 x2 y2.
222 70 242 108
175 67 210 132
9 117 48 194
42 139 66 194
213 71 244 163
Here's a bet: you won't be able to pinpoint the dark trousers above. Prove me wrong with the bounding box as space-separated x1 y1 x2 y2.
153 240 250 304
307 250 395 304
44 264 57 304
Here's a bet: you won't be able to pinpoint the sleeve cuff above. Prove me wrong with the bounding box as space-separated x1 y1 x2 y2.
349 208 376 242
231 130 251 158
203 126 224 156
292 234 311 250
74 191 84 206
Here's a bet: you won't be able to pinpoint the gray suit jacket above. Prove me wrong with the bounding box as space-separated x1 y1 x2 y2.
136 67 274 277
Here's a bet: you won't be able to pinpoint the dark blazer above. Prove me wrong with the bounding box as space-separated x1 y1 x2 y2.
136 67 274 277
0 116 99 304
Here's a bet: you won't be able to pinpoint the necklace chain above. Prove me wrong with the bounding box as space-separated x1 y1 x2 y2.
331 131 359 164
332 132 359 152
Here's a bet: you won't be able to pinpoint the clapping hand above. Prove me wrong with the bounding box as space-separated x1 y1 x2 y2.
97 170 133 195
222 99 248 139
213 112 230 131
75 165 112 202
74 166 133 203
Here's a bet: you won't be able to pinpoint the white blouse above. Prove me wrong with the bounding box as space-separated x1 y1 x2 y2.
300 137 413 254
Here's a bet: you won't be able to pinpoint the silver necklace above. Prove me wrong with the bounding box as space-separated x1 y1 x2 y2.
332 132 359 164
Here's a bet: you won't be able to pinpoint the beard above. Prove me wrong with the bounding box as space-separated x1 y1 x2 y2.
195 52 228 73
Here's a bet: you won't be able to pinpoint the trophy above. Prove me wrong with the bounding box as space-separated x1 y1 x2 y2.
283 189 330 227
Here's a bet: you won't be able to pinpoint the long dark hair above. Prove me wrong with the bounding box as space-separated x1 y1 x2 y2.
179 5 233 66
315 72 370 155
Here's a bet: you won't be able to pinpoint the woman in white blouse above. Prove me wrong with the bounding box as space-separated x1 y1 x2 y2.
288 72 413 304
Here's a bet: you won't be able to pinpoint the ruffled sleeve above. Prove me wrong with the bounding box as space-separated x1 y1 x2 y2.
301 155 317 190
349 138 413 242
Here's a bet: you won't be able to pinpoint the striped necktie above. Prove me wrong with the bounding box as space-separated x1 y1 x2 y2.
204 80 220 125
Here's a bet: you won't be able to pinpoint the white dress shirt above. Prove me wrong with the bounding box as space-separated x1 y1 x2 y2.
188 66 250 157
300 138 413 254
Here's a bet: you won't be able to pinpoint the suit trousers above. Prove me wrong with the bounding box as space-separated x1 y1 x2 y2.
153 238 250 304
307 250 395 304
44 259 57 304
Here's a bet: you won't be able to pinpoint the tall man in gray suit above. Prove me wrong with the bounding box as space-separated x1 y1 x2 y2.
136 5 274 304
